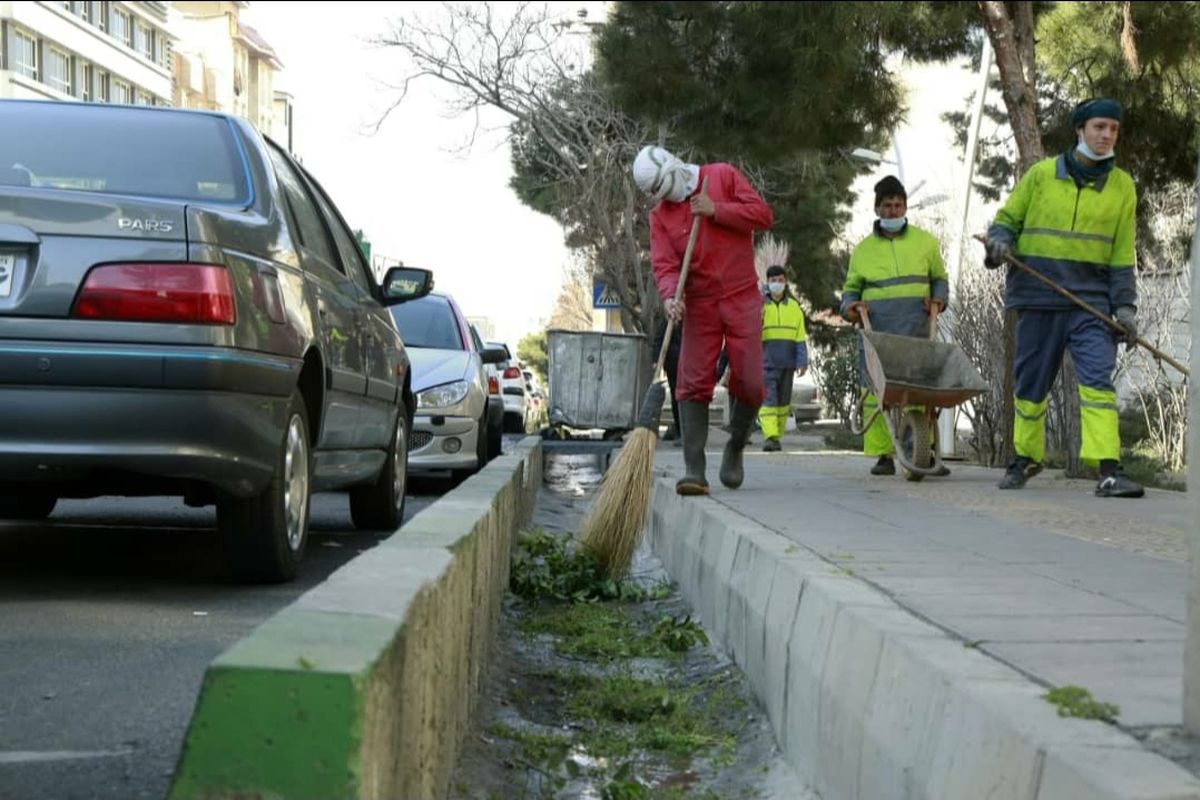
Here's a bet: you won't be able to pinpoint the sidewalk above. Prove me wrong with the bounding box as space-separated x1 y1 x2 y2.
654 428 1192 731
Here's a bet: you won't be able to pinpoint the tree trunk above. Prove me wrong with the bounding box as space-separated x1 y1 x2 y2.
979 1 1045 466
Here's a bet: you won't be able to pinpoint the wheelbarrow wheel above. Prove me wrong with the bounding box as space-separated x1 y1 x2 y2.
900 409 932 482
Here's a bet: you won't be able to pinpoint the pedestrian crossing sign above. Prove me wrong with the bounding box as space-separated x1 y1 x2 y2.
593 280 621 309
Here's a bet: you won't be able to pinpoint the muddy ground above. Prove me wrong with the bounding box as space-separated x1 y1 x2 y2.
448 452 807 800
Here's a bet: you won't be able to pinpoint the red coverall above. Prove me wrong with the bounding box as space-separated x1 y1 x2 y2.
650 162 774 407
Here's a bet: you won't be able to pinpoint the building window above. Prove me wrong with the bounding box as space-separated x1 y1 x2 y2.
95 1 109 32
111 7 132 47
135 22 152 60
135 90 151 105
81 63 94 101
13 30 39 80
72 1 91 21
112 79 131 105
97 71 110 102
46 47 73 94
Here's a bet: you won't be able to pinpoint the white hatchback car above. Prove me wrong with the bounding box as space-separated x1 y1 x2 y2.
389 293 505 478
488 341 530 433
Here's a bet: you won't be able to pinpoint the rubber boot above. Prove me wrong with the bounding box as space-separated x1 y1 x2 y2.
720 399 758 489
675 401 709 495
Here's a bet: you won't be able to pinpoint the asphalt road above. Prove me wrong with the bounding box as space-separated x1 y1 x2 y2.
0 475 453 800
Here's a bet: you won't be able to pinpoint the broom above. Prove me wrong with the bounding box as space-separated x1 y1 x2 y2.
578 178 708 579
973 234 1189 376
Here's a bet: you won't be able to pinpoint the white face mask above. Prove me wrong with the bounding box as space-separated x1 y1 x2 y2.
878 216 907 233
1077 138 1116 162
767 281 786 296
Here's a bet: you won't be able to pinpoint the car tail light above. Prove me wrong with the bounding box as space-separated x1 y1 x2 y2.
73 263 236 325
488 376 500 394
503 366 522 379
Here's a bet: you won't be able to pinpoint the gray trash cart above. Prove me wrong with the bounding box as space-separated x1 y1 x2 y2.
546 329 648 438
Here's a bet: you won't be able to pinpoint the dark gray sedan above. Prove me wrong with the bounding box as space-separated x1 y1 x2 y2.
0 100 432 583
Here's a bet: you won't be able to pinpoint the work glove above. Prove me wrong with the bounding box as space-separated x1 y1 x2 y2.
1114 306 1138 350
984 236 1012 269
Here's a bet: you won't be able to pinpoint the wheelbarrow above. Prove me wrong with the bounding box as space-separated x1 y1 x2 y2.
850 307 989 481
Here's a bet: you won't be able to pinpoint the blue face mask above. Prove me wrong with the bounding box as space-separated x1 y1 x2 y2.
878 216 907 233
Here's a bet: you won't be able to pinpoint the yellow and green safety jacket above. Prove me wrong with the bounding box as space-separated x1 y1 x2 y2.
988 154 1137 313
762 292 807 370
840 222 947 338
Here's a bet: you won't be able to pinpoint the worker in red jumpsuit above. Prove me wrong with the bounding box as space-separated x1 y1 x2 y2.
633 145 775 495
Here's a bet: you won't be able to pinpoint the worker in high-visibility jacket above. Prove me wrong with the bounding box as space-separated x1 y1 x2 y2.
985 97 1143 498
759 265 808 452
841 175 948 476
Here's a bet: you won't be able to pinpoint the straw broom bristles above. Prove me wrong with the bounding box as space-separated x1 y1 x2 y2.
577 425 657 579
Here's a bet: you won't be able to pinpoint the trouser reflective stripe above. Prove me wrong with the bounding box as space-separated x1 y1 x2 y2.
1079 385 1120 462
863 392 892 456
1013 309 1119 464
1013 396 1049 463
760 367 792 440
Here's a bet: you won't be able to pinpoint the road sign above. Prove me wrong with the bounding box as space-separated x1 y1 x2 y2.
592 280 621 309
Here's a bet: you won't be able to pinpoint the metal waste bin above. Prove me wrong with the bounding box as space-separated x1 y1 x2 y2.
547 329 648 432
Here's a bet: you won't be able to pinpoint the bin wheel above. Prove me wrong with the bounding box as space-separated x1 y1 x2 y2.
900 409 932 482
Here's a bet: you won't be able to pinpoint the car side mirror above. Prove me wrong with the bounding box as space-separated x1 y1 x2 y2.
481 346 507 365
380 267 434 305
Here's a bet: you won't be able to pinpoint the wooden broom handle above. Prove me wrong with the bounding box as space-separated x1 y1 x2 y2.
654 176 709 377
972 234 1189 376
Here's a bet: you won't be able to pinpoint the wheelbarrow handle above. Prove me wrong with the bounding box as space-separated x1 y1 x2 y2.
859 306 873 332
928 303 939 340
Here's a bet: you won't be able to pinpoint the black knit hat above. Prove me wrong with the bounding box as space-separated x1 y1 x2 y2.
766 265 787 278
874 175 906 206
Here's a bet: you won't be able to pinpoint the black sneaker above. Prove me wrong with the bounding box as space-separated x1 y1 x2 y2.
1096 470 1145 498
763 438 781 452
998 457 1042 490
870 456 895 476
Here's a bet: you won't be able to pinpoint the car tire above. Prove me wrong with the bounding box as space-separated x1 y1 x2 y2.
350 401 410 532
0 492 56 520
487 413 503 461
218 390 311 584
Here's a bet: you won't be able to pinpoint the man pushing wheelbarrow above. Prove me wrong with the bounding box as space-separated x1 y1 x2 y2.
841 176 986 480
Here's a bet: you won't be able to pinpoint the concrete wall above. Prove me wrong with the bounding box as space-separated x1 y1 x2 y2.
647 479 1200 800
168 439 543 800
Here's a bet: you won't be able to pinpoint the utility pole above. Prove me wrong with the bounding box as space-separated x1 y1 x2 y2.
939 37 994 458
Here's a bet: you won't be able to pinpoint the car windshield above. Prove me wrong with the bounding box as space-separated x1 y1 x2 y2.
0 103 250 204
389 295 464 350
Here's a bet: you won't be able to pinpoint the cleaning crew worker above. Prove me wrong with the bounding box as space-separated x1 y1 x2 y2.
760 265 808 452
841 175 948 476
633 145 775 495
984 97 1143 498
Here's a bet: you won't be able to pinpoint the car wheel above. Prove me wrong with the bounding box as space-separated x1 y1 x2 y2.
218 390 311 584
350 400 410 531
453 409 489 483
487 413 503 461
0 492 56 520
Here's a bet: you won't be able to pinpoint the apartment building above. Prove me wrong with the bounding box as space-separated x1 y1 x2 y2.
0 1 174 104
171 1 291 147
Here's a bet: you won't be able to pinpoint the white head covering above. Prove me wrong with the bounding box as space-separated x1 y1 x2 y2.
632 145 699 203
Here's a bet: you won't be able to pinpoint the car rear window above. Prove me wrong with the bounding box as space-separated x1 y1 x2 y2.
0 102 250 204
389 295 464 350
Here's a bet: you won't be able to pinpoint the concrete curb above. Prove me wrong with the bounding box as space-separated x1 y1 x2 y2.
168 438 544 800
646 477 1200 800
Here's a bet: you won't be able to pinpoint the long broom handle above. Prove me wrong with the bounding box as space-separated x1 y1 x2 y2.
654 176 709 378
973 234 1190 377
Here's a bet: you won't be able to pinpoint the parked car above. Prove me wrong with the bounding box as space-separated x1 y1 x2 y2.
712 372 823 428
389 293 505 478
0 100 433 583
471 324 505 461
488 341 530 433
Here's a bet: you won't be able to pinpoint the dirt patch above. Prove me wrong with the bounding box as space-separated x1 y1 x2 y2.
449 462 803 799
